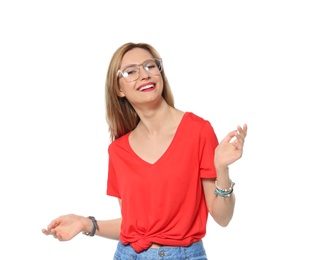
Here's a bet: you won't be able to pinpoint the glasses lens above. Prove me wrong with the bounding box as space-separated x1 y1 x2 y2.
143 59 162 75
122 65 139 82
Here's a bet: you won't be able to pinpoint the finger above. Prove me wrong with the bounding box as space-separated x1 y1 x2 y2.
232 140 243 152
241 124 248 137
235 130 245 145
52 230 66 241
220 130 236 144
236 124 248 143
47 219 60 230
50 229 62 240
42 228 51 235
237 125 247 139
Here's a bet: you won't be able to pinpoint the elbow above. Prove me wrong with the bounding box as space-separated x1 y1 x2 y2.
218 219 231 227
211 214 233 227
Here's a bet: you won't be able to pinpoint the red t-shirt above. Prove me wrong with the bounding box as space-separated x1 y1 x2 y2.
107 112 218 253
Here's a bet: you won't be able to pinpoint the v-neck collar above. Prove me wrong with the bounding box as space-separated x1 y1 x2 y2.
126 112 189 166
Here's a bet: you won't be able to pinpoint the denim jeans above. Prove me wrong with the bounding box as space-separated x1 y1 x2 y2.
113 240 208 260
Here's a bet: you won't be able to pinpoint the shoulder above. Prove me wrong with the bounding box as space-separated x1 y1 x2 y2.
184 112 213 127
183 112 216 138
108 133 130 153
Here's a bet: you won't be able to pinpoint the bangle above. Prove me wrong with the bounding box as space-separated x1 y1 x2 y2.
214 180 235 198
83 216 98 236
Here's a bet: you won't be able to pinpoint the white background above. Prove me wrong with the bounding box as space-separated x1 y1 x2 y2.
0 0 310 259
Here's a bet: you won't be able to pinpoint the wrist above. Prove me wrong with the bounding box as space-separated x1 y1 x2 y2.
81 216 93 234
215 165 228 175
82 216 98 236
214 179 235 198
215 167 231 188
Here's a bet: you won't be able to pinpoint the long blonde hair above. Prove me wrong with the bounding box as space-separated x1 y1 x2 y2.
105 42 175 141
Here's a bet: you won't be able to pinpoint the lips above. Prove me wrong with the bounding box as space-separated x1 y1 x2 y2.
137 83 155 92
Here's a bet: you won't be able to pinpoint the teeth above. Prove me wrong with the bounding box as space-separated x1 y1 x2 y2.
139 84 153 91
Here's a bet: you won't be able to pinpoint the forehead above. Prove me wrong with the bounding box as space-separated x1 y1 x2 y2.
120 48 153 67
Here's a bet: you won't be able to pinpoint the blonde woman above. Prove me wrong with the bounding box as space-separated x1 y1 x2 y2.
42 42 247 260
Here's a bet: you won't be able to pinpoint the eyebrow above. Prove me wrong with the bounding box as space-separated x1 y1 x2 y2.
119 59 154 70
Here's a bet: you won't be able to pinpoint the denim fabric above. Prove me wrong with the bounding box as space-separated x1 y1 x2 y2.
113 240 208 260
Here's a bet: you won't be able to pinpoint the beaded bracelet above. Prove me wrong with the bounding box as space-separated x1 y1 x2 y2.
214 180 235 198
83 216 98 236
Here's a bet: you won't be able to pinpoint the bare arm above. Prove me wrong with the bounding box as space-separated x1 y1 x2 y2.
90 199 122 239
42 200 122 241
84 217 121 240
203 124 247 227
202 167 235 227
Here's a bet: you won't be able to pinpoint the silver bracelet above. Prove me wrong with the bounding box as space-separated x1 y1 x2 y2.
214 180 235 197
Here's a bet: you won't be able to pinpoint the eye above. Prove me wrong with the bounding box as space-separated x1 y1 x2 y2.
144 60 157 71
123 66 138 76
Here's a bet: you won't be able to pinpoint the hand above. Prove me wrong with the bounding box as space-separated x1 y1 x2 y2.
214 124 248 169
42 214 86 241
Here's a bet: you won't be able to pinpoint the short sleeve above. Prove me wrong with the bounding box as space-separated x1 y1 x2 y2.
106 152 121 198
199 121 219 179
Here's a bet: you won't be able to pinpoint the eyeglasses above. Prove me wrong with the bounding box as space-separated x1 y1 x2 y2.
117 58 163 82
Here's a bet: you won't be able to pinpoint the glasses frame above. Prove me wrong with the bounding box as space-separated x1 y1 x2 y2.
117 58 163 82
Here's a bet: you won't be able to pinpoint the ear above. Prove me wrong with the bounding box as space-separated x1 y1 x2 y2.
117 88 125 97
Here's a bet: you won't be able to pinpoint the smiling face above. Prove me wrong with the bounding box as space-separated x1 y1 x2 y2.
117 48 164 107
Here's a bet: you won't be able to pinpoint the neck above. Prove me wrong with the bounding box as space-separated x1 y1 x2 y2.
135 103 177 135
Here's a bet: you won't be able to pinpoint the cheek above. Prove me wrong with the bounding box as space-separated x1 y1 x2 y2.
158 78 164 92
118 81 135 97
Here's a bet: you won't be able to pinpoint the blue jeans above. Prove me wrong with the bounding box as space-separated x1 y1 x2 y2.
113 240 208 260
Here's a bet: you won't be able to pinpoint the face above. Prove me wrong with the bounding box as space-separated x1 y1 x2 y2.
117 48 164 106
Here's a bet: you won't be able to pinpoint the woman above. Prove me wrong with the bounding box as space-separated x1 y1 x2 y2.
42 42 248 259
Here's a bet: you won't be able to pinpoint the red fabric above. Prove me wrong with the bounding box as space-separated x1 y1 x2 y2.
107 112 218 253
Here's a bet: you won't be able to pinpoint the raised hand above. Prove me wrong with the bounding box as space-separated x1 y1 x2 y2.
214 124 248 169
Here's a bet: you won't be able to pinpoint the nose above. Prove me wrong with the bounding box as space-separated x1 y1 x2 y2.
139 65 150 80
